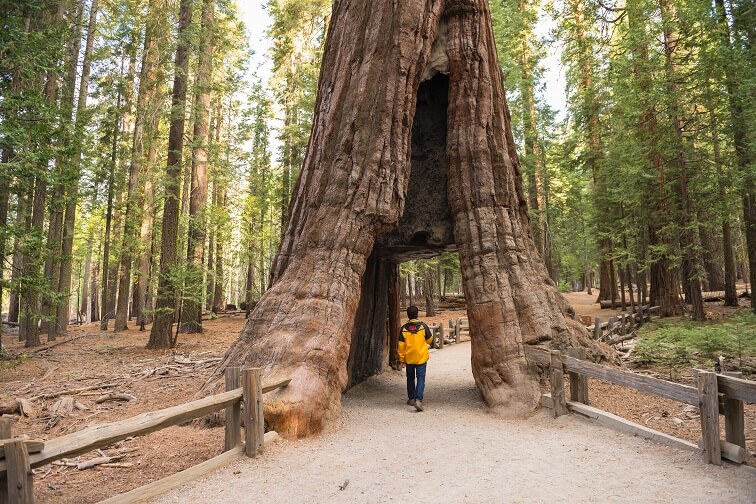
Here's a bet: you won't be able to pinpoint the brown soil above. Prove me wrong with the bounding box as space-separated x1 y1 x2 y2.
0 294 753 503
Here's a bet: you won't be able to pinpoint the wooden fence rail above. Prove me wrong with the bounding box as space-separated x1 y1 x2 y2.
526 346 753 466
0 370 290 504
428 318 469 349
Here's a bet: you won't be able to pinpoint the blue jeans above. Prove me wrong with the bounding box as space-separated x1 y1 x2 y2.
406 363 427 401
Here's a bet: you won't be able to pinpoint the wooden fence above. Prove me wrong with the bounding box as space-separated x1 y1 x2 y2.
588 305 660 342
430 306 660 350
0 368 290 504
526 346 755 466
428 318 469 349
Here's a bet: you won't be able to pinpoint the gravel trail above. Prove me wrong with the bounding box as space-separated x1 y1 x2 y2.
154 342 755 503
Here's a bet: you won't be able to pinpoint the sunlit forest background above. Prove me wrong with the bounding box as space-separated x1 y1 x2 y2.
0 0 753 348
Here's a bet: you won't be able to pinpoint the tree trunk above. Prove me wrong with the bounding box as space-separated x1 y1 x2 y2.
212 187 226 313
206 0 605 438
660 0 704 321
180 0 214 333
423 268 436 317
55 0 98 337
100 88 121 330
0 149 9 347
707 84 738 306
115 0 161 332
20 4 65 347
147 0 193 349
41 1 84 341
7 188 27 326
627 0 681 318
135 164 157 327
714 0 754 310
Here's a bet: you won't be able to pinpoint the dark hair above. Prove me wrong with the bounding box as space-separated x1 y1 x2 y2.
407 305 419 319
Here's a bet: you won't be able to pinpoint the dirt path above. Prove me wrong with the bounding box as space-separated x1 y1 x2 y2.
153 342 755 504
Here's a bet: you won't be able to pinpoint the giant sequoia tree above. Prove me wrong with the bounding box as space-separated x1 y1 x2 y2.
208 0 602 437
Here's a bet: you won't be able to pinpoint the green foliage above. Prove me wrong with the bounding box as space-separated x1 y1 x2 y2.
634 313 756 373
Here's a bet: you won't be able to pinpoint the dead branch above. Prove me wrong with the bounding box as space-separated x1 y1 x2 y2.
27 333 89 354
606 332 637 346
31 382 118 401
77 454 124 470
95 393 136 404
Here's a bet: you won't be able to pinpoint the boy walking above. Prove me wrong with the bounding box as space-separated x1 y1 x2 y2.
398 305 433 412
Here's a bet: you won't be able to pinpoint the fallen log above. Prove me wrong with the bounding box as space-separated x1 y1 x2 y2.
606 332 637 346
28 333 89 354
95 393 136 404
599 300 622 309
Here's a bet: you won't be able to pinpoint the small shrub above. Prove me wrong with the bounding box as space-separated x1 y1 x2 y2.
633 313 756 375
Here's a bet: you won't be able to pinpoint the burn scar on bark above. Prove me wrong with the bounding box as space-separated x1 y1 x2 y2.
422 19 448 81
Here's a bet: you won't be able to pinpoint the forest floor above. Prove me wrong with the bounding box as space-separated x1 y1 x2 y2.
0 295 754 503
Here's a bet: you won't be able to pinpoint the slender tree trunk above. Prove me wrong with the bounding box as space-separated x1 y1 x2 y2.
135 162 157 327
8 188 27 326
80 231 93 321
21 173 47 347
115 0 161 332
212 187 226 313
181 0 214 333
41 1 84 341
0 150 9 347
423 268 436 317
206 212 215 312
54 0 98 336
148 0 194 349
20 4 65 347
99 165 115 329
100 80 122 330
706 95 738 305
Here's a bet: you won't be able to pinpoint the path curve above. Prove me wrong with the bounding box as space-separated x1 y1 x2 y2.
154 343 755 503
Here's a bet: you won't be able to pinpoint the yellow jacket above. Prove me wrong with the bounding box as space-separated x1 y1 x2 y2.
398 319 433 365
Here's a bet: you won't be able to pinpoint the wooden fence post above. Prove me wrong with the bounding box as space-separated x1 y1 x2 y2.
5 440 33 504
1 417 12 504
722 372 746 450
224 367 241 452
697 371 722 465
593 317 601 340
243 368 264 458
550 350 568 417
439 324 446 348
607 316 617 338
454 319 460 343
567 348 589 404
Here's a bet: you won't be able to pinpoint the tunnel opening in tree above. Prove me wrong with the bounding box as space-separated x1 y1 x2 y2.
348 73 455 388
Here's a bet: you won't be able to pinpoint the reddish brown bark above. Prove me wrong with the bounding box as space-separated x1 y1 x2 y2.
208 0 605 437
147 0 193 348
180 0 214 333
115 0 162 332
